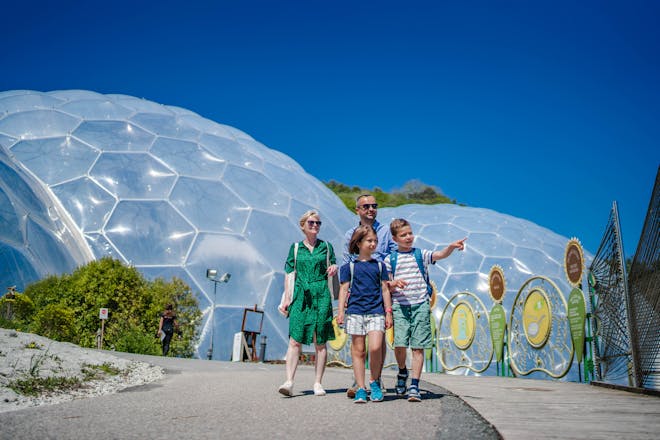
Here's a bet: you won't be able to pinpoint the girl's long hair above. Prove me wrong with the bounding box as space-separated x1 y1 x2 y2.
349 224 377 255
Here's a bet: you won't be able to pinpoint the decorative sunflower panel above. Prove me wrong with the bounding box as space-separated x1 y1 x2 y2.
327 313 352 367
509 276 574 378
438 291 492 373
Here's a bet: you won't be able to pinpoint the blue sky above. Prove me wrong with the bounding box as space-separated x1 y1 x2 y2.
3 0 658 257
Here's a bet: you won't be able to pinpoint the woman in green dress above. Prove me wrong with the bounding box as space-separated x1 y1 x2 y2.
278 210 337 397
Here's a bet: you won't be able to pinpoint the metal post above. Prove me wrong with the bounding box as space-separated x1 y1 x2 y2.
100 319 105 350
207 280 217 360
259 335 267 362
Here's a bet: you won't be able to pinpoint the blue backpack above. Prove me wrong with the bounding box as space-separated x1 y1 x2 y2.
389 248 433 296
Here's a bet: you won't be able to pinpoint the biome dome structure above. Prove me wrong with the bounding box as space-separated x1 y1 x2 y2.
378 205 591 380
0 89 355 360
379 204 579 311
0 90 590 371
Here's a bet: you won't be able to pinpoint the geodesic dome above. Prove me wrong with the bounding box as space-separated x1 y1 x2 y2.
378 204 581 311
0 89 354 360
378 205 591 380
0 90 590 369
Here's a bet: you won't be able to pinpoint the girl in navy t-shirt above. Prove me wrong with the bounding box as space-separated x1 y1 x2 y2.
337 225 393 403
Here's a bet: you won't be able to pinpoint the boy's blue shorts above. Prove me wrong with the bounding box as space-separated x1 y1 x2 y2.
392 300 432 349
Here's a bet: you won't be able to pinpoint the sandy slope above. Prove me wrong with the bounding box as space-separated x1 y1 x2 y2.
0 328 164 413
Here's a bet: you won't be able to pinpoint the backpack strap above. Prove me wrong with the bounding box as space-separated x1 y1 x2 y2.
390 250 399 277
293 242 299 269
414 248 433 296
349 261 355 292
391 248 432 297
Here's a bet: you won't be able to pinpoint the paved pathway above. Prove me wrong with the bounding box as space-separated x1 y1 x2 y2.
0 354 498 440
422 374 660 440
1 353 659 439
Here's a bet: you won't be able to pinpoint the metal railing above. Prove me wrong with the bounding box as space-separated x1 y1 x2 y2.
588 201 634 385
627 166 660 390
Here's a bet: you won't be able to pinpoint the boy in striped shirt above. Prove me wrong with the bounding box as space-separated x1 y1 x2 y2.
384 218 466 402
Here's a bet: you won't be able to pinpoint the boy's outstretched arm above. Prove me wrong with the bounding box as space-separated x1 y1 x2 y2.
432 237 467 262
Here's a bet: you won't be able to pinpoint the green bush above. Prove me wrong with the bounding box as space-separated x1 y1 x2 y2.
31 304 78 342
0 292 35 319
112 323 161 355
20 257 201 357
0 292 36 329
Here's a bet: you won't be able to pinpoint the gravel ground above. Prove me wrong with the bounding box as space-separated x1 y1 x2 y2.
0 328 164 413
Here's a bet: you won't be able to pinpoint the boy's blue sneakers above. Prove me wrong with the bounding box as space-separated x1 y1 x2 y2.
407 384 421 402
354 387 368 403
395 371 408 396
369 380 384 402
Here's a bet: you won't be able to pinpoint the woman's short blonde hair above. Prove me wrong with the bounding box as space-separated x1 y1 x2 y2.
299 210 320 229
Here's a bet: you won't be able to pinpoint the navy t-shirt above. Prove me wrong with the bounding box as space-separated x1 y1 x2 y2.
339 259 389 315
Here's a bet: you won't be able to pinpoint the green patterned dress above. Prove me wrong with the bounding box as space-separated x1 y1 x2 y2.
285 239 336 345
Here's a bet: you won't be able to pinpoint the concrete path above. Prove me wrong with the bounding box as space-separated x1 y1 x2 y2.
0 354 498 440
1 353 659 440
422 374 660 440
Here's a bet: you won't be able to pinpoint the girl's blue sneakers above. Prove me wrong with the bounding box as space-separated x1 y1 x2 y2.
369 380 384 402
354 387 368 403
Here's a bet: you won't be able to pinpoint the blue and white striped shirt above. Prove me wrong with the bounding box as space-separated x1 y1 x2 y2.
384 249 434 306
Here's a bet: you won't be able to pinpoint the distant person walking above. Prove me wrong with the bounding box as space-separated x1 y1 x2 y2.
337 225 392 403
157 304 178 356
278 210 338 397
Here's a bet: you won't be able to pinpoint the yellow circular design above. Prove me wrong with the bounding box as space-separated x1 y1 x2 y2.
385 326 394 349
522 289 551 348
450 302 475 350
328 316 348 351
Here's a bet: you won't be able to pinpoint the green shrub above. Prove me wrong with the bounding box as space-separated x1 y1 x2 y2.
0 292 35 328
21 257 201 357
31 304 78 342
112 324 161 355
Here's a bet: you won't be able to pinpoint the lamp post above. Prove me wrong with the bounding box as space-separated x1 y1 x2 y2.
205 269 231 360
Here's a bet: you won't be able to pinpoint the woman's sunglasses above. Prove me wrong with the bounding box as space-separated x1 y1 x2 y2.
307 220 322 227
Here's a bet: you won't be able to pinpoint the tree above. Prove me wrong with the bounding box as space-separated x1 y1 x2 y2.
22 257 201 357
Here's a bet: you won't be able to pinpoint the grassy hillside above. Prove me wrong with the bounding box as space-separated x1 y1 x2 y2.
325 179 459 211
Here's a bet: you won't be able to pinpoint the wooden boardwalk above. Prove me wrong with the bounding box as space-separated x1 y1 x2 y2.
423 374 660 439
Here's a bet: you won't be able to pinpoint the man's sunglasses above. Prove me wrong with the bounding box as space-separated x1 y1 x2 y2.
307 220 322 226
359 203 378 210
